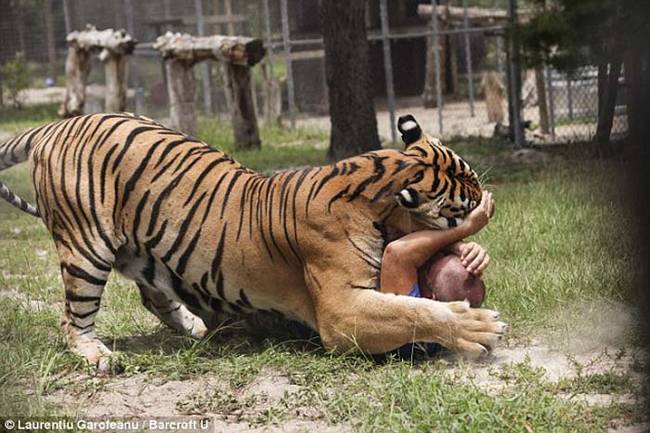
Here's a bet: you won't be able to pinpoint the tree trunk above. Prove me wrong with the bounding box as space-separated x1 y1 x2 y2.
165 58 197 136
321 0 380 160
624 45 650 146
595 58 622 155
225 64 261 149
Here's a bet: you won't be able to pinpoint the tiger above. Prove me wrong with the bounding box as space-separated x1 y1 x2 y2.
0 112 506 372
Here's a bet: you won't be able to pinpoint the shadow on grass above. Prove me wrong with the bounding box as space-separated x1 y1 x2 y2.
107 316 325 357
106 314 450 371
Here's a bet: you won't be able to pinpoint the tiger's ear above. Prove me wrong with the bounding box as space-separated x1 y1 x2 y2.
397 114 422 147
395 187 420 208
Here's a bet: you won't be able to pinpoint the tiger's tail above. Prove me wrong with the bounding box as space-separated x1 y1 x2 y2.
0 128 40 217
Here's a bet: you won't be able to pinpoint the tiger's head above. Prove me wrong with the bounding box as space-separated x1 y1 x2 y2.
393 115 482 229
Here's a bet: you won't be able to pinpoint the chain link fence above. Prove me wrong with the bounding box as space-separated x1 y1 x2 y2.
0 0 629 145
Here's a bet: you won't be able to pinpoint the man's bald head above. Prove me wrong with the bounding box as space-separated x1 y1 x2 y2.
421 254 486 307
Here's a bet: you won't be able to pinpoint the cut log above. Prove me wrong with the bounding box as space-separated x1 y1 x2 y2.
154 32 266 66
225 64 261 149
166 58 198 136
66 24 136 54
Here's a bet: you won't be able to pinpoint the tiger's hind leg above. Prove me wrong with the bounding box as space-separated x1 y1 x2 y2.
58 250 113 373
136 283 208 339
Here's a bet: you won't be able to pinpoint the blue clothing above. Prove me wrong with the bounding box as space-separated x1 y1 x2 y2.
395 282 442 359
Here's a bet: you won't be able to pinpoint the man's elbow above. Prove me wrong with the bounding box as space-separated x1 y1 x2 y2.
383 240 410 266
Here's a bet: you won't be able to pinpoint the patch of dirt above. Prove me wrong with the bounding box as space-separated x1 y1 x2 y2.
559 393 636 406
47 375 224 418
458 301 643 390
443 338 643 397
47 370 351 432
240 369 301 408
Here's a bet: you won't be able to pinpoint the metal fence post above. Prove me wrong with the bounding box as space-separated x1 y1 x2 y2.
280 0 296 127
263 0 275 79
195 0 213 115
462 0 475 117
494 0 503 76
507 0 524 147
124 0 143 114
62 0 71 34
567 73 574 120
430 0 444 135
379 0 397 144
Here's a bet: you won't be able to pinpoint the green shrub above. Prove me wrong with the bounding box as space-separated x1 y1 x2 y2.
1 52 31 109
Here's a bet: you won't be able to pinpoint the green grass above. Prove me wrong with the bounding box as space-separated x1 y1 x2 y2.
197 117 329 173
475 160 637 330
0 103 59 133
0 116 644 431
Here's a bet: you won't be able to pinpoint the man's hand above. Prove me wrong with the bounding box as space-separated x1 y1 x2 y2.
460 191 495 237
458 242 490 277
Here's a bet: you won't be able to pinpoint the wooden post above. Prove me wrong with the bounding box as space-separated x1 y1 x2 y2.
166 58 197 136
102 50 129 112
59 26 135 117
154 32 266 147
226 64 260 149
58 47 92 117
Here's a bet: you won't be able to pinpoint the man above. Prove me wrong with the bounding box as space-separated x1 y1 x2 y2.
379 190 495 357
380 190 495 305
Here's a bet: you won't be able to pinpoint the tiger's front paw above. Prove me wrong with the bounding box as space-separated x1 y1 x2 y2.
444 300 508 360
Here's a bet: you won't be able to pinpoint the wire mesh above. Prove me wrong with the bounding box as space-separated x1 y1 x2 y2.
0 0 629 145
